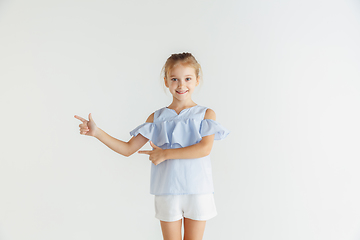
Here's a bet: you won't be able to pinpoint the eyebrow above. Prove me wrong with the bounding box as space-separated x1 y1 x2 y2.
170 75 194 77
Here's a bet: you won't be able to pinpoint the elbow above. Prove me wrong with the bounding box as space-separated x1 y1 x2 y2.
120 142 136 157
198 137 214 157
202 146 212 157
123 151 134 157
121 149 133 157
123 147 140 157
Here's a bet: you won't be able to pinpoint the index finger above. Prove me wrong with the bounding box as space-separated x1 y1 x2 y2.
138 150 152 155
74 115 87 122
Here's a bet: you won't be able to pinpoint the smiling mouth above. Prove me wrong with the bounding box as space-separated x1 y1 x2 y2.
176 90 188 94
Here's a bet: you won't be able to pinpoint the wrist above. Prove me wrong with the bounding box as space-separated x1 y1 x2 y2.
164 149 171 160
94 127 102 139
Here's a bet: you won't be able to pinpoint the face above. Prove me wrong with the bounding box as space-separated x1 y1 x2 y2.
164 64 199 102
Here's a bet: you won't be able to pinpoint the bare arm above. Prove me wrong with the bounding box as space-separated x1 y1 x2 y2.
95 128 149 157
163 134 215 159
75 113 154 157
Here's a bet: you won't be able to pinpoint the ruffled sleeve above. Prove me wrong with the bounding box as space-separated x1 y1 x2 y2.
129 122 171 147
130 118 229 148
200 119 230 140
130 122 153 140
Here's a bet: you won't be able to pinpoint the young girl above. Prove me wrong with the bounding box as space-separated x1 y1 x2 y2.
74 52 229 240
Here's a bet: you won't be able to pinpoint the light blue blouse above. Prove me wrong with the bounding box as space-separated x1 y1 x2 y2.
130 105 229 195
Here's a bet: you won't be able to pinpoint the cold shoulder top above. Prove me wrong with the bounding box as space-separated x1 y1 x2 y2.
130 105 229 195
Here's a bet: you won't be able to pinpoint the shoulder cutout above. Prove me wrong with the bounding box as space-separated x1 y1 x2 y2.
204 108 216 121
146 112 154 123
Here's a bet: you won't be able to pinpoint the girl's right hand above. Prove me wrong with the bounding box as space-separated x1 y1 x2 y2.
74 113 98 137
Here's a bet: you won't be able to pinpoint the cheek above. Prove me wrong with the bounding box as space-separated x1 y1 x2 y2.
189 82 197 88
166 81 174 88
169 82 178 88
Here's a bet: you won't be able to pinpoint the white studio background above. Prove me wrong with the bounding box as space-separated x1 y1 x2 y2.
1 0 360 239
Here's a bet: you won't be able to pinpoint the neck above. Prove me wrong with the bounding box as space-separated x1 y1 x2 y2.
168 98 197 110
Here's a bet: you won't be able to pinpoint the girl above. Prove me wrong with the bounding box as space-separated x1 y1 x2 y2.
74 52 229 240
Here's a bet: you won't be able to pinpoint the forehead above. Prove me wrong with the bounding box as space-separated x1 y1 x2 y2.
168 64 196 77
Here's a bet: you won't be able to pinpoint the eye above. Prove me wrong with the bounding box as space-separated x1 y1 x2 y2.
186 77 191 81
171 78 178 81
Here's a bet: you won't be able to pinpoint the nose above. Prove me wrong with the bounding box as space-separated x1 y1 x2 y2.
178 79 184 88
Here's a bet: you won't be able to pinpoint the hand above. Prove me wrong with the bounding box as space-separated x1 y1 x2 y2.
138 141 167 165
74 113 98 137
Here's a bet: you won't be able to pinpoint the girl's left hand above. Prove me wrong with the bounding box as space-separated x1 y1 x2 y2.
138 141 167 165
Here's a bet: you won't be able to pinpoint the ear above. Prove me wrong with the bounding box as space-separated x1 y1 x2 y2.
164 77 169 88
195 76 200 86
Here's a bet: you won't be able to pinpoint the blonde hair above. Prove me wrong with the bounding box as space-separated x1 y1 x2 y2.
160 52 203 84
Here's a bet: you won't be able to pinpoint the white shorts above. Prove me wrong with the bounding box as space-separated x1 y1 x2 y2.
154 193 217 222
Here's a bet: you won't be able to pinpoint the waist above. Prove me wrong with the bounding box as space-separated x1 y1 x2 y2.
149 155 214 195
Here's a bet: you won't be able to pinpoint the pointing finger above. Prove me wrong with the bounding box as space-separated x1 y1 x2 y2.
74 115 87 123
138 150 152 155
